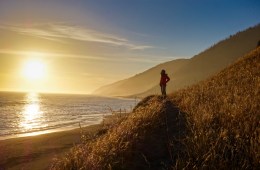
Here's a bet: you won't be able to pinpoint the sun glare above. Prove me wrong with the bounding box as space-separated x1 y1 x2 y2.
22 60 46 80
20 93 44 130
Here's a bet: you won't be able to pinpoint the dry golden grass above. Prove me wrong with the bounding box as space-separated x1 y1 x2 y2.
171 47 260 169
51 96 173 169
51 47 260 169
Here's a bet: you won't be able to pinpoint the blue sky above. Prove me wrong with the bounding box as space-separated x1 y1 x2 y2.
1 0 259 56
0 0 259 93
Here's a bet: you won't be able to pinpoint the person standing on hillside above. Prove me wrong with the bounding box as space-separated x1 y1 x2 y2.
160 69 170 98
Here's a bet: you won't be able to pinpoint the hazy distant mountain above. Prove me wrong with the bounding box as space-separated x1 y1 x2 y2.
93 24 260 97
93 59 189 96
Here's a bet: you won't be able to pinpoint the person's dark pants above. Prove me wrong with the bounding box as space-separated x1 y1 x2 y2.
161 85 166 97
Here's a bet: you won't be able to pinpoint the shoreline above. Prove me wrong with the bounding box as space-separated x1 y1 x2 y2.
0 122 105 169
0 120 103 141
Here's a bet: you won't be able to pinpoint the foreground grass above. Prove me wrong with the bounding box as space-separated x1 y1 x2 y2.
170 47 260 169
51 96 176 169
51 47 260 169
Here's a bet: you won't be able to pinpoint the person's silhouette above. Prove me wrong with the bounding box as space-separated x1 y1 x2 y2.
160 69 170 98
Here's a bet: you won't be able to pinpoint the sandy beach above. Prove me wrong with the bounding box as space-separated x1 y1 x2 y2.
0 124 103 170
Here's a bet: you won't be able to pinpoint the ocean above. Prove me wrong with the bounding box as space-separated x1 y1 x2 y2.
0 91 138 140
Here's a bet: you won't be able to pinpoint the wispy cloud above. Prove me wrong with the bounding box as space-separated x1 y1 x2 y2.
0 23 154 50
0 49 108 61
0 49 177 64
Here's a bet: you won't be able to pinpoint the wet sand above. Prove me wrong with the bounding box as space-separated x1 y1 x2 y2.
0 124 103 170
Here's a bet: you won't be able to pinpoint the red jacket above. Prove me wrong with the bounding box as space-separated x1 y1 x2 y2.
160 74 170 86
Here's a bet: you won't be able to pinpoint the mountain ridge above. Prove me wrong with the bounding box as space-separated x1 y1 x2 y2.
94 24 260 97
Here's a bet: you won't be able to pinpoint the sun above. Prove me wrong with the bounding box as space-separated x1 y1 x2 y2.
22 59 46 80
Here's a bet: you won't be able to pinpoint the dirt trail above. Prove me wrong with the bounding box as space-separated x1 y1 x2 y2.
128 96 188 169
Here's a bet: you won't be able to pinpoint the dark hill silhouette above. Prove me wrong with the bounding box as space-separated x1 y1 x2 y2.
93 24 260 97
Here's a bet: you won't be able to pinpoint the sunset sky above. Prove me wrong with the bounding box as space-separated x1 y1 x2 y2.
0 0 259 94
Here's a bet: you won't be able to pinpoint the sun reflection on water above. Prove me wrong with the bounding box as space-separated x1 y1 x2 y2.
20 93 44 130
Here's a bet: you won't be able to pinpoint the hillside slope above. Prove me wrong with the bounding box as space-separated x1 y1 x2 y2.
52 47 259 169
143 24 260 96
170 47 260 169
94 24 260 97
